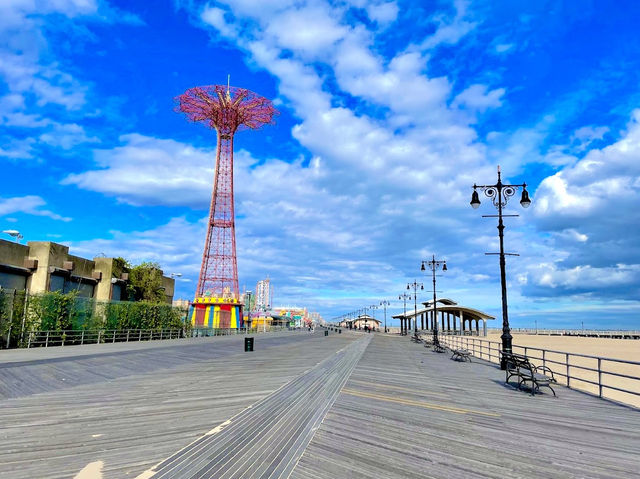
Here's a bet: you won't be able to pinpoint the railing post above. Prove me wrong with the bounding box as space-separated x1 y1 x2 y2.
598 358 603 398
112 330 116 343
542 350 546 369
27 331 32 348
139 329 142 341
566 353 570 388
45 331 49 348
150 330 153 341
160 330 163 340
81 330 85 345
126 330 130 342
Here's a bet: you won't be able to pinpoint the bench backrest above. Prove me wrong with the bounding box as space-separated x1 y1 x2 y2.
504 353 535 377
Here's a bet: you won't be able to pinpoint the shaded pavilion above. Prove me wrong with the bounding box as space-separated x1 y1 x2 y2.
392 298 494 336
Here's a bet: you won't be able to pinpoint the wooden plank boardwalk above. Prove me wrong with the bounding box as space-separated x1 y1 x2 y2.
292 334 640 479
1 331 639 478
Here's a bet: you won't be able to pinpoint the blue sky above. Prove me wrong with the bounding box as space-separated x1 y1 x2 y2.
2 0 640 329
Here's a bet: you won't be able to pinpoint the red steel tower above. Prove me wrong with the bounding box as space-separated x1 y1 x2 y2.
176 84 277 328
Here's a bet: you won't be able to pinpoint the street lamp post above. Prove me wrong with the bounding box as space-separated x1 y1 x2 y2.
407 280 424 338
245 291 252 331
421 255 447 347
3 230 23 243
399 292 410 335
471 165 531 369
380 300 390 333
370 304 378 332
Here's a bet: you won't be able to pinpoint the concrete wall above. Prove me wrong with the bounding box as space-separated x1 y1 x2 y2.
161 275 175 305
0 239 29 266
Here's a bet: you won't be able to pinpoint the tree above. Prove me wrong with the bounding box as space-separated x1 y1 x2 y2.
126 262 166 303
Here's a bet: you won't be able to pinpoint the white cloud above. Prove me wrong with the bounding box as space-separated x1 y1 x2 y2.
420 0 477 50
365 1 398 25
39 123 100 149
0 195 71 221
452 84 505 112
265 6 348 59
0 138 35 159
494 43 514 53
522 109 640 299
61 134 216 207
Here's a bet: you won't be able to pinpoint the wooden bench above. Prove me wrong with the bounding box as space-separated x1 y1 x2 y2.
503 353 557 396
432 343 447 353
451 349 472 362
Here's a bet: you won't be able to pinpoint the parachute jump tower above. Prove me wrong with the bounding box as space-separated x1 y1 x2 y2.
176 82 277 329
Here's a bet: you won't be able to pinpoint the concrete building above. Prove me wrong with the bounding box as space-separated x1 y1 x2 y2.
339 314 381 331
0 239 175 303
255 278 271 310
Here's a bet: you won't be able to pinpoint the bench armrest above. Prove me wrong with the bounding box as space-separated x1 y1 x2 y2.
534 365 555 379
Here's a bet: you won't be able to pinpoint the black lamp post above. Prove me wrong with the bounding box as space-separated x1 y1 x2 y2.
399 292 410 335
421 255 447 347
370 304 378 332
407 280 424 338
471 165 531 369
244 291 253 332
380 300 390 333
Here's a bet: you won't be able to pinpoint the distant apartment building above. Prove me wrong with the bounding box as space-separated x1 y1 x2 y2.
0 239 175 303
255 278 271 310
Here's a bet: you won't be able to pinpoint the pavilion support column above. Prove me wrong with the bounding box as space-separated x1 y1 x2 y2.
453 314 457 334
476 319 480 335
421 313 424 330
483 320 487 337
447 313 451 332
459 310 464 335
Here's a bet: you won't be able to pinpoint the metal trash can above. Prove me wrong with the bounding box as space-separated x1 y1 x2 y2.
339 329 342 334
324 330 328 337
244 337 254 352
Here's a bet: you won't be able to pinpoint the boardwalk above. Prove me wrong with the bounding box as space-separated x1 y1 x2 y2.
0 331 639 478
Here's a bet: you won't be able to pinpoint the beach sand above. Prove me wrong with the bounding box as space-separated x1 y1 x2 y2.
484 331 640 408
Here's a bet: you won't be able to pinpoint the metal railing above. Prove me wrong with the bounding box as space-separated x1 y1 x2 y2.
26 328 184 348
489 328 640 338
25 325 298 348
191 326 292 337
439 335 640 407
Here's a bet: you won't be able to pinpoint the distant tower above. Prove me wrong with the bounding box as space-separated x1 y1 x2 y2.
176 82 277 328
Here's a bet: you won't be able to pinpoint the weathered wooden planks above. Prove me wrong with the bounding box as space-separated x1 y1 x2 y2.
291 334 640 479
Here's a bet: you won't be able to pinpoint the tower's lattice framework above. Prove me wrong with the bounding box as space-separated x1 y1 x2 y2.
176 84 277 328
